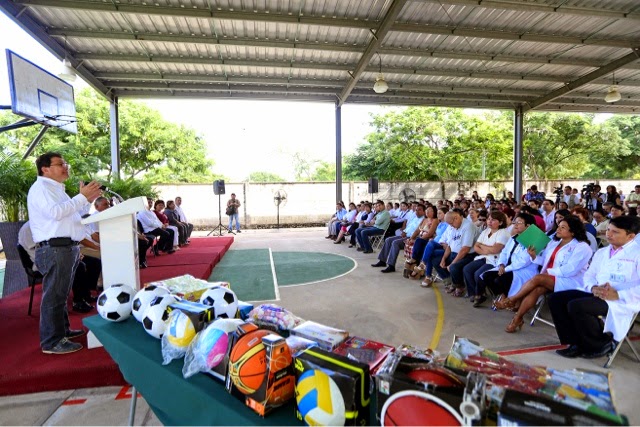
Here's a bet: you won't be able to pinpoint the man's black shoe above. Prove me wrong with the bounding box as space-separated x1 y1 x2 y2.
356 247 363 252
66 329 86 339
72 301 94 313
555 345 582 358
381 266 396 273
371 261 386 267
363 250 373 254
236 230 241 233
581 341 615 359
42 338 83 355
85 295 98 303
167 249 176 254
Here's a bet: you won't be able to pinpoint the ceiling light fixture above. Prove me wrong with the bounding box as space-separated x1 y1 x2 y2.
373 53 388 94
604 72 621 103
58 37 76 83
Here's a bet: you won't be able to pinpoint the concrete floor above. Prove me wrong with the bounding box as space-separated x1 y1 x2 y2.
1 227 639 425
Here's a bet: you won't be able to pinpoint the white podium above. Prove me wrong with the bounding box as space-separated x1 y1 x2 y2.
82 196 147 291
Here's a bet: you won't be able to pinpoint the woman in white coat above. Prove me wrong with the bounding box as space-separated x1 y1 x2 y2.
496 216 592 333
548 216 640 359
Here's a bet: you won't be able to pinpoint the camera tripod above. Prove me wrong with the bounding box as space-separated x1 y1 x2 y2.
207 193 235 236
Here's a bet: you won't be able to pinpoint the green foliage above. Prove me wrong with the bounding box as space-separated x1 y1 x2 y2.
0 152 37 221
63 177 158 202
0 89 217 184
245 171 287 182
310 161 336 181
597 115 640 179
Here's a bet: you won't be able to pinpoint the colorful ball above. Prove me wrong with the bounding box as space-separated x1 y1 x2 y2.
132 285 169 322
202 328 230 368
97 284 135 322
142 295 177 339
200 285 238 319
381 390 463 426
228 329 271 394
295 369 346 426
166 311 197 348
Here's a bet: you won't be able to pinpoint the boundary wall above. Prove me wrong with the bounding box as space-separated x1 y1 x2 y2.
155 179 640 228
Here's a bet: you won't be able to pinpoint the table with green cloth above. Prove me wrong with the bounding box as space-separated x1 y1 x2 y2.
83 315 300 426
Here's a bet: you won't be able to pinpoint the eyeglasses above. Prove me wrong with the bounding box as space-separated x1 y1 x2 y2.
49 161 69 168
513 221 526 225
478 218 487 221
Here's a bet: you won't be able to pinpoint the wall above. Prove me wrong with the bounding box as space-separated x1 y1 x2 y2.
155 179 639 228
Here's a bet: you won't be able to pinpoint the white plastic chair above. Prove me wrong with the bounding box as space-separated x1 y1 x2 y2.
604 312 640 369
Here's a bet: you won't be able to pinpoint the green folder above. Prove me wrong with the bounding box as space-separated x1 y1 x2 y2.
516 225 551 254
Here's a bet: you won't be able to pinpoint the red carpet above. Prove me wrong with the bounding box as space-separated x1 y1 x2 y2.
0 236 233 396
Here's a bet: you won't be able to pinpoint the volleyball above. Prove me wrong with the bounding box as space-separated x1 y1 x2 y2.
165 310 197 349
228 329 271 394
295 369 346 426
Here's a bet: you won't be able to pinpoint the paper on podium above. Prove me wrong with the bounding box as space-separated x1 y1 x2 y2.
516 225 551 255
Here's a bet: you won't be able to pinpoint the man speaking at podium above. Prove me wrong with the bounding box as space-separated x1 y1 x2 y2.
27 152 102 355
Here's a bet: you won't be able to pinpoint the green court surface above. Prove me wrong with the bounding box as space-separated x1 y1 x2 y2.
208 249 355 302
0 268 4 297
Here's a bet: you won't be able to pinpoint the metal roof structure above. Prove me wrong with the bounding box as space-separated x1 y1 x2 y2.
1 0 640 113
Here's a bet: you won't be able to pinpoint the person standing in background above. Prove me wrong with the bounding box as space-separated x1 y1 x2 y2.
27 152 102 355
227 193 242 233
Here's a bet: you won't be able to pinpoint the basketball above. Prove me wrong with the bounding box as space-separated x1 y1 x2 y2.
381 390 463 426
228 329 271 394
407 367 464 388
295 369 346 426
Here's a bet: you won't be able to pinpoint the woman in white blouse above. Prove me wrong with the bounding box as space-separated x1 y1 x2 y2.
496 216 593 333
463 211 510 307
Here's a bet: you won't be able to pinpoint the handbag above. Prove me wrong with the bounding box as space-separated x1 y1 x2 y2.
226 205 236 215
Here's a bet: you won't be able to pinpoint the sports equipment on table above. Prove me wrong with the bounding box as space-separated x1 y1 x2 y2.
228 329 271 394
199 285 238 319
132 285 170 322
142 294 178 339
165 310 197 349
381 390 463 426
96 284 135 322
295 369 346 426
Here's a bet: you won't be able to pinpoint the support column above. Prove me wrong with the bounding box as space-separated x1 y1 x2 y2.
110 96 121 179
513 105 524 202
335 103 343 203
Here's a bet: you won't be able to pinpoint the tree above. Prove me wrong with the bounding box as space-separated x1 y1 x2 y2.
310 161 336 181
599 115 640 178
0 89 218 183
245 171 286 182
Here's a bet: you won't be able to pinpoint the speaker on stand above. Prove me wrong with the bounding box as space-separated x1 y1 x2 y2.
368 177 379 203
207 180 233 236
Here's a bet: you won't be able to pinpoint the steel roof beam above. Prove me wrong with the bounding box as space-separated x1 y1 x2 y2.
51 28 640 70
524 48 640 111
416 0 640 21
18 0 639 48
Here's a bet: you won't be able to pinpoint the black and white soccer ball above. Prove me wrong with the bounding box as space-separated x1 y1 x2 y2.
132 285 170 323
97 284 135 322
199 285 238 319
141 294 178 339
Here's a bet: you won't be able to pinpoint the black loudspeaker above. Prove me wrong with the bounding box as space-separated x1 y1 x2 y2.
368 177 379 194
213 180 225 195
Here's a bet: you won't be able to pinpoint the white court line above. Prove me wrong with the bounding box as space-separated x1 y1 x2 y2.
269 247 281 301
278 252 358 289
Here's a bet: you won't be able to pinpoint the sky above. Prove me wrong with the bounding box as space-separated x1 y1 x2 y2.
0 12 392 181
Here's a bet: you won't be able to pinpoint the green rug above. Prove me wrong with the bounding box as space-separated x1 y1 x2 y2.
208 250 355 302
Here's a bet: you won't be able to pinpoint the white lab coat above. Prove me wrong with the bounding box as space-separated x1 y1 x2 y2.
485 236 539 297
583 240 640 341
535 238 592 293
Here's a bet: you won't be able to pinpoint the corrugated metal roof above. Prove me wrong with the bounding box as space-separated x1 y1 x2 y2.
2 0 639 112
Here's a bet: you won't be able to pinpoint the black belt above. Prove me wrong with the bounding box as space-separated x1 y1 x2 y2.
36 238 80 248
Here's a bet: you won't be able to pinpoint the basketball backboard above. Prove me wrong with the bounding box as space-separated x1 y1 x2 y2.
5 49 77 133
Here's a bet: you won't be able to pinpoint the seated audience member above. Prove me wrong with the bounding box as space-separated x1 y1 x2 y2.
610 204 625 218
479 213 539 305
136 220 152 268
388 202 411 235
355 201 390 254
372 204 426 273
562 186 579 209
592 208 610 247
546 208 571 237
471 191 481 202
602 202 613 218
524 185 545 202
333 202 358 244
484 193 495 209
495 216 592 333
463 211 510 307
407 207 448 282
521 205 546 232
558 201 569 211
540 199 556 232
432 209 479 296
406 206 439 258
348 203 373 248
548 216 640 359
174 196 193 242
164 200 188 246
154 200 180 250
18 221 100 312
624 185 640 211
326 202 347 240
572 188 582 204
137 197 175 254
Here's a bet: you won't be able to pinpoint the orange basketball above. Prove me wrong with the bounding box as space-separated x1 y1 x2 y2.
229 329 271 394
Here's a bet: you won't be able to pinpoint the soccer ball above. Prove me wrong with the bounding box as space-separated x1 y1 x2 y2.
142 294 178 339
132 285 170 322
199 286 238 319
97 284 135 322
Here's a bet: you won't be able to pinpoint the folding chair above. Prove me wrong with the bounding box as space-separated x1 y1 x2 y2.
604 313 640 369
529 293 555 328
369 224 389 252
16 244 43 316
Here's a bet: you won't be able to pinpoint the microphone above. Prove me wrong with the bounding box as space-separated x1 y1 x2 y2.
83 181 108 191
